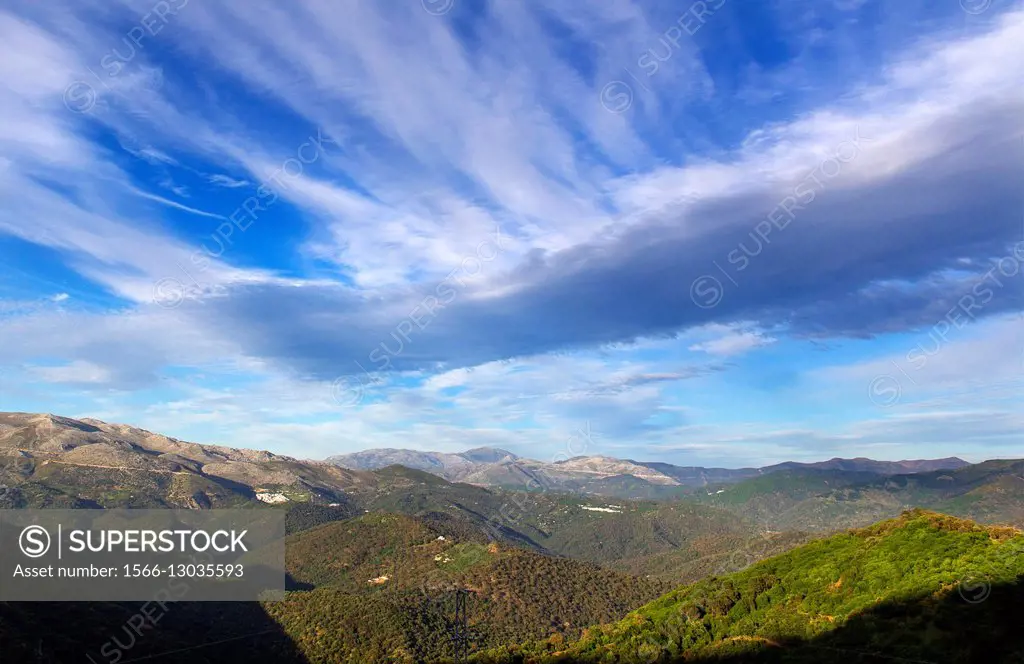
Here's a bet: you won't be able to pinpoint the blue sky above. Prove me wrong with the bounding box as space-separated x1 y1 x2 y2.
0 0 1021 466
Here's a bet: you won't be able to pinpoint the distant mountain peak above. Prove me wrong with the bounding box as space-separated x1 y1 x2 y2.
458 447 519 463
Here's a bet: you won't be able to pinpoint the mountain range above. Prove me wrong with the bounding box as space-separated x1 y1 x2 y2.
7 410 1019 582
1 411 969 513
1 411 1023 662
328 445 971 499
2 412 1010 536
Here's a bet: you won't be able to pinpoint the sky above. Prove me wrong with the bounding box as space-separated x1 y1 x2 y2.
0 0 1021 467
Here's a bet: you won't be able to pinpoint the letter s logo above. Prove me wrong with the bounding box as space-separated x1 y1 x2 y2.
19 525 51 558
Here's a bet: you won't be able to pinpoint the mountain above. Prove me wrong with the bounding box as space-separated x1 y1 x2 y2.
329 447 706 497
461 447 521 464
326 448 482 480
0 411 373 508
627 461 763 487
327 446 520 482
548 456 682 486
478 510 1024 663
699 460 1024 531
765 456 971 474
327 444 972 500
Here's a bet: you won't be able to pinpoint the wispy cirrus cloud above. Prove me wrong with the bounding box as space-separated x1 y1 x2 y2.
206 173 251 189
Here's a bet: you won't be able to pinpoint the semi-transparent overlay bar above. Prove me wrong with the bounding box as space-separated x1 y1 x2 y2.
0 509 285 601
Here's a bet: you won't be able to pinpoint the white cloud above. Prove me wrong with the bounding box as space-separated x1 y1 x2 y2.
688 325 777 356
207 173 251 188
31 360 113 385
811 314 1024 396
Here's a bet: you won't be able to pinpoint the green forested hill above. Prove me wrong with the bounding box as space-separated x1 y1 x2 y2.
476 510 1024 663
353 470 785 584
280 513 672 653
697 461 1024 532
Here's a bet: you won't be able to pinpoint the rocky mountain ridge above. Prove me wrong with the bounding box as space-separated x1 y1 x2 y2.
0 411 373 508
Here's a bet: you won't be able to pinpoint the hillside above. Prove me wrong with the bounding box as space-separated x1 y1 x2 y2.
764 456 970 474
699 460 1024 531
353 465 794 584
280 512 673 653
0 412 373 508
477 510 1024 663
